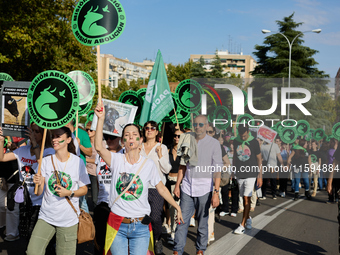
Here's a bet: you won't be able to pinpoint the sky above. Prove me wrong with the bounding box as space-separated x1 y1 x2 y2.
100 0 340 78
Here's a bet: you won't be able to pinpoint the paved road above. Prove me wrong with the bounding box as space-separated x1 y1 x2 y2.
0 189 338 255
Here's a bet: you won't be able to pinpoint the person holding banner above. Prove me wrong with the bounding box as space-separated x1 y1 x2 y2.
0 124 54 241
93 104 183 255
140 121 172 254
26 127 90 255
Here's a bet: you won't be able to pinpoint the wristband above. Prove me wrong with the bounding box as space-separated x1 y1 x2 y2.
32 144 39 150
213 189 219 194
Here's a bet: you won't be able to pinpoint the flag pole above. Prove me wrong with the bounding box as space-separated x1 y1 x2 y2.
34 128 47 195
173 107 180 130
97 45 102 103
76 110 79 138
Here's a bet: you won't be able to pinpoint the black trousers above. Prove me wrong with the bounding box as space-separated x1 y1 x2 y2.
148 188 164 242
279 178 288 193
262 175 277 197
93 202 110 255
220 181 239 214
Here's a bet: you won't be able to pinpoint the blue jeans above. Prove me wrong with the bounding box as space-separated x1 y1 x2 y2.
293 171 309 193
174 190 212 255
79 195 89 213
110 221 150 255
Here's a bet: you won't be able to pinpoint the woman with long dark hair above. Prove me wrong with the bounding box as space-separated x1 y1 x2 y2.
26 127 90 255
94 104 182 255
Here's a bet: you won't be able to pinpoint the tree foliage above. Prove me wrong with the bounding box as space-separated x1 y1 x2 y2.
0 0 96 81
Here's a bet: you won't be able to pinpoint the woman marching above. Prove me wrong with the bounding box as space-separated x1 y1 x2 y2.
26 127 90 255
94 103 183 255
0 124 54 241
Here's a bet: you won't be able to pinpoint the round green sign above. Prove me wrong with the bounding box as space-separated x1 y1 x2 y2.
167 94 191 124
279 127 298 144
232 90 248 107
332 123 340 140
78 99 93 116
119 91 143 119
175 79 203 112
314 128 325 141
27 70 79 129
237 114 255 127
68 71 95 105
274 122 284 134
213 106 231 130
296 120 310 136
137 88 147 102
72 0 126 46
87 110 95 122
282 120 296 127
0 73 14 81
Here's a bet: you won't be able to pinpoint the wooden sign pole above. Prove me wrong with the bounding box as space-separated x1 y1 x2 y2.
97 45 102 103
34 128 47 195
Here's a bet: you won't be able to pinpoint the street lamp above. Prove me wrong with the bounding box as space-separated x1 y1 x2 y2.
261 28 321 119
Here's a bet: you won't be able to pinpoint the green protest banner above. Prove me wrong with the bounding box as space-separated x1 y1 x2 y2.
27 70 79 129
213 106 231 130
68 71 95 105
119 91 143 119
314 128 325 141
72 0 126 46
176 79 203 113
139 50 174 126
237 114 255 127
296 120 310 136
279 127 298 144
332 123 340 140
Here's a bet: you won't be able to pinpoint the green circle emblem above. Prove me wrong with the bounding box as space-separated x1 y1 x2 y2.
279 127 298 144
119 91 143 119
137 88 147 102
72 0 126 46
87 110 95 122
116 173 143 201
48 172 72 197
213 106 231 130
314 128 325 141
237 114 255 127
68 71 95 105
296 120 310 136
78 99 93 116
175 79 203 112
0 73 14 81
27 71 79 129
332 123 340 140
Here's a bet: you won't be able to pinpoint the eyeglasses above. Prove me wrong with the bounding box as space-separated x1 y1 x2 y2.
145 126 156 131
86 129 94 132
193 123 205 128
174 135 180 138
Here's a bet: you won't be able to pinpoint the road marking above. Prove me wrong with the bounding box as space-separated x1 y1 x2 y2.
206 198 304 255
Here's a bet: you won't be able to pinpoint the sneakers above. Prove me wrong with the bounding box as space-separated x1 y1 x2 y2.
4 235 20 242
311 192 316 197
237 209 244 213
245 217 252 230
219 211 228 217
234 224 245 235
279 191 285 198
190 217 196 227
273 195 277 200
209 232 215 242
167 236 174 245
154 240 163 255
259 196 266 200
294 193 299 201
250 207 255 212
230 213 237 217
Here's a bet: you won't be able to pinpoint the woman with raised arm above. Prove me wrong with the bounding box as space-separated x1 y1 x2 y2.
94 103 183 255
26 127 90 255
0 124 54 241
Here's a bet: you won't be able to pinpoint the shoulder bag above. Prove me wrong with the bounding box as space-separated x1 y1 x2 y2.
51 155 95 244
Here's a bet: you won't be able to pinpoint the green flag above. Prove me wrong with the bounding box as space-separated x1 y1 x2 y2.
139 50 174 126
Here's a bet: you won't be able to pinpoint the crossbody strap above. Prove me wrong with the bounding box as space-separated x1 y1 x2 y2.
51 155 78 216
112 158 147 206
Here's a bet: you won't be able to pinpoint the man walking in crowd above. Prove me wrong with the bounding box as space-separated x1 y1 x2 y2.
233 125 262 234
173 115 222 255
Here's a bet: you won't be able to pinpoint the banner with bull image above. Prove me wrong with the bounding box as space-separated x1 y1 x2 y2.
0 81 31 137
91 99 137 137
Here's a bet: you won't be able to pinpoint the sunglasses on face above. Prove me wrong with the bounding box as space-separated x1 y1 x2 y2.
86 129 94 132
174 135 180 138
206 131 214 134
193 123 205 128
145 126 156 131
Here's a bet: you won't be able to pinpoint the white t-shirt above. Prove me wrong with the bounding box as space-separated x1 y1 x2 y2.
13 146 55 206
261 143 281 167
96 148 124 205
108 153 161 218
38 153 90 227
71 133 80 156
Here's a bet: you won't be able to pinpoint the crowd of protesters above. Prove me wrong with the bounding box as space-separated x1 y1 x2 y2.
0 107 339 254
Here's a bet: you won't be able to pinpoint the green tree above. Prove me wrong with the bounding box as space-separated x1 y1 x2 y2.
129 79 141 91
190 56 207 78
167 61 193 82
208 54 224 78
0 0 96 81
113 78 129 100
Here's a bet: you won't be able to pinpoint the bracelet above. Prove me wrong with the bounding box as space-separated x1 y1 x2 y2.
32 144 39 150
213 189 219 194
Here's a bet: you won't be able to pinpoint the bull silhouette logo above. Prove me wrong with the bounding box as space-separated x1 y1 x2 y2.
82 5 110 36
35 85 59 119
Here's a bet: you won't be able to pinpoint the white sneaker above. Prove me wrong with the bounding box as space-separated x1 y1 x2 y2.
230 213 237 217
209 232 215 242
245 216 252 230
234 224 245 235
279 191 286 198
190 217 195 227
259 196 266 200
219 211 228 217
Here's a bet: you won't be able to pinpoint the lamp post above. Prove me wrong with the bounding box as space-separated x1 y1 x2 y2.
261 29 321 119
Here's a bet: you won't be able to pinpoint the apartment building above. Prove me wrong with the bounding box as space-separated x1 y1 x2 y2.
190 50 257 78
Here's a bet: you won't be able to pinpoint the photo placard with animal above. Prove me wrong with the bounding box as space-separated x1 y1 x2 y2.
0 81 30 138
91 99 137 137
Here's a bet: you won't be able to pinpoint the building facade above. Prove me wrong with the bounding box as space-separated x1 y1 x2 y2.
190 50 257 78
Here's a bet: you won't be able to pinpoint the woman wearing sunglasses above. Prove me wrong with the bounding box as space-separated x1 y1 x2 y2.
93 104 183 255
27 127 90 255
0 124 54 242
140 121 172 254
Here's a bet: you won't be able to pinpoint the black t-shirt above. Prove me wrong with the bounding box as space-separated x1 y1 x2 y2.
220 144 227 158
169 146 181 174
233 138 261 178
0 160 19 184
309 150 321 165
